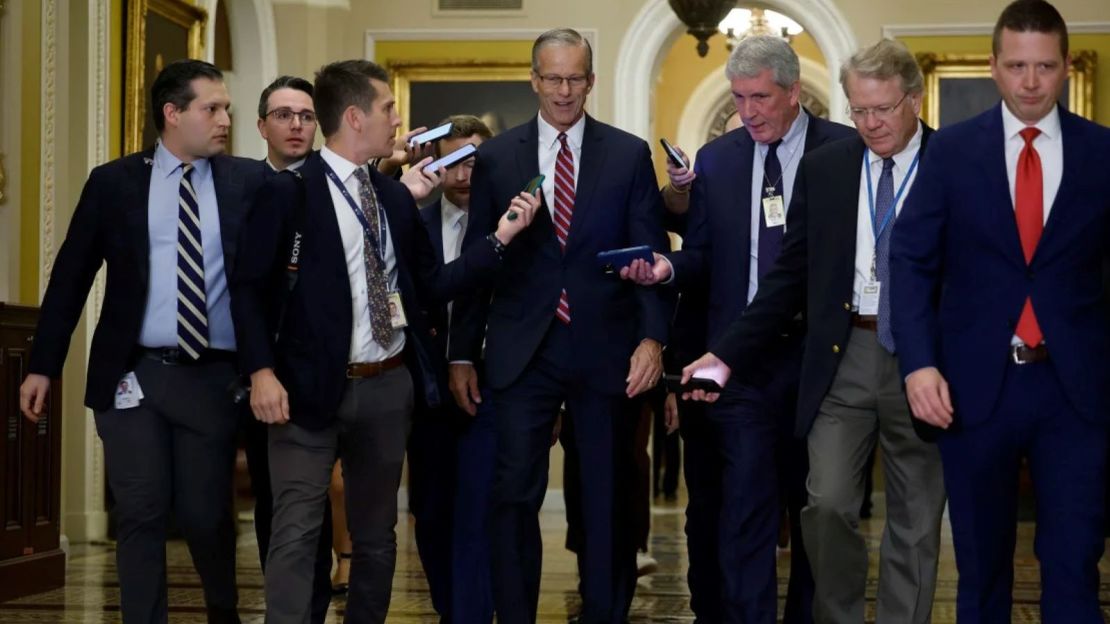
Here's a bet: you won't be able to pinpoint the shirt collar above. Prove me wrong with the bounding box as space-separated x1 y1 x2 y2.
538 113 586 151
320 145 365 183
154 140 209 179
1001 102 1060 141
867 120 924 171
266 155 307 172
757 106 808 154
441 196 467 228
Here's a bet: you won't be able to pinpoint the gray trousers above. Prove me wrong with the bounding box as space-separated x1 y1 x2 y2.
802 327 946 624
264 367 414 624
94 356 241 624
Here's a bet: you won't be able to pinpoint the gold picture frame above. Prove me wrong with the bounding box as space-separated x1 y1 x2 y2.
124 0 207 154
388 60 533 135
916 51 1096 128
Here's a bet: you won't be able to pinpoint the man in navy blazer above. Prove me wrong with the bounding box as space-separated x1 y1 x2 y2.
231 60 537 623
892 2 1110 621
450 29 669 623
626 36 852 622
20 60 257 623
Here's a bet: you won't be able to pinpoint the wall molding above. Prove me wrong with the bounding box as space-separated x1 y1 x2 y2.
270 0 349 8
882 21 1110 38
38 0 57 296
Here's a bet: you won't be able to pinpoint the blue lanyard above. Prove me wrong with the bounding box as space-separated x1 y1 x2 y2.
864 150 919 241
321 161 388 263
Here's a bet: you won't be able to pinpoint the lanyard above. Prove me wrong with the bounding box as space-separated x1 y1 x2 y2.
322 161 388 263
864 149 919 242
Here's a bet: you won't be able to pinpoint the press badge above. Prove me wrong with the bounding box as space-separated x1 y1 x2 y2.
859 281 881 316
762 195 786 228
387 291 408 329
114 371 144 410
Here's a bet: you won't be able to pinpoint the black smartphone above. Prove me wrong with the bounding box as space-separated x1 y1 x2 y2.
660 138 688 168
663 374 723 394
596 245 654 274
423 143 477 173
508 175 546 221
409 121 453 146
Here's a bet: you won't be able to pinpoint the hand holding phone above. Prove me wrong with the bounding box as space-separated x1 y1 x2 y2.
422 143 477 174
663 374 723 395
509 175 545 221
596 245 654 274
409 121 453 146
660 138 688 168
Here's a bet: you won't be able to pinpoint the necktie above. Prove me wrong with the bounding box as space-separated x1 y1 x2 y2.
757 140 784 279
1014 127 1044 347
352 167 395 348
176 163 209 359
874 157 897 353
455 212 468 261
552 132 575 324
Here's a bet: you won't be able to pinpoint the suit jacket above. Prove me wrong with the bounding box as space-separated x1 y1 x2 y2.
711 125 935 438
666 112 855 352
450 115 670 394
231 151 501 430
891 104 1110 426
420 199 451 361
28 148 260 411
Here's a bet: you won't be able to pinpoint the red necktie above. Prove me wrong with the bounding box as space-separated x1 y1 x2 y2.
1014 127 1043 347
553 132 574 324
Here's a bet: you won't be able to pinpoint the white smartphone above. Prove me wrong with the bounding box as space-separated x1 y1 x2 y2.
409 122 453 146
423 143 477 173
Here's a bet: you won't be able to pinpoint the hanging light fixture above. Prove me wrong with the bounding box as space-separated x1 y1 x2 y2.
668 0 736 57
718 7 804 50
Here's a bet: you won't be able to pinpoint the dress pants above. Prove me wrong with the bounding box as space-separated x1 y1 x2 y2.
94 355 240 624
803 327 945 624
242 412 334 624
264 367 414 624
679 335 806 623
490 321 638 624
939 357 1107 624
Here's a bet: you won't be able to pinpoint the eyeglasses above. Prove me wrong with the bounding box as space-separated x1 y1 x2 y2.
536 74 590 90
264 108 317 126
847 92 909 122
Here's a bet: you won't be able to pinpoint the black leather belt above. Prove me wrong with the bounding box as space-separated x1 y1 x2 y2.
1010 343 1048 365
135 347 236 366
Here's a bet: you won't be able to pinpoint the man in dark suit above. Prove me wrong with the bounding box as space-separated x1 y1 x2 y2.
410 114 497 622
679 39 947 624
626 35 853 622
19 59 256 623
892 2 1110 621
230 60 537 623
248 75 335 623
450 28 670 624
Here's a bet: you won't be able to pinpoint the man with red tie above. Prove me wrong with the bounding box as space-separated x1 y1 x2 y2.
891 1 1110 621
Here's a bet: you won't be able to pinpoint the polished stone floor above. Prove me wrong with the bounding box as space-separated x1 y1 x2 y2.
3 494 1110 622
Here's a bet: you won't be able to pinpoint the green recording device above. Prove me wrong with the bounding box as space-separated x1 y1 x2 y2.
508 174 545 221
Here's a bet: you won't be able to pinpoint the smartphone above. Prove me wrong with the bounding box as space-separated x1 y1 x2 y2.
596 245 654 274
409 122 453 146
660 138 688 168
508 175 546 221
663 374 723 395
423 143 477 173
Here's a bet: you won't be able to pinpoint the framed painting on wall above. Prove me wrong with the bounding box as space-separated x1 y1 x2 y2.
916 51 1096 128
388 61 535 136
124 0 207 154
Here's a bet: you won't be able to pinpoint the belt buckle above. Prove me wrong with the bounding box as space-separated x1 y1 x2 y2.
346 365 356 379
161 348 182 365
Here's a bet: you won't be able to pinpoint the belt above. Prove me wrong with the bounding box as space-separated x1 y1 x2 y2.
851 314 878 331
1010 343 1049 365
346 354 405 379
135 347 236 366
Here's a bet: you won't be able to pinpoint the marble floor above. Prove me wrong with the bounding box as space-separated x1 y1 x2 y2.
3 494 1110 622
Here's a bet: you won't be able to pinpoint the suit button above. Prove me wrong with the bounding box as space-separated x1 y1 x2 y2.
843 302 851 311
832 344 841 354
429 328 438 337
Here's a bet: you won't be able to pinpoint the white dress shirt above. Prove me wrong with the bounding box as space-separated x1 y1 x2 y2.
852 122 923 308
266 155 307 172
320 145 405 363
747 109 809 304
538 113 585 207
441 196 468 325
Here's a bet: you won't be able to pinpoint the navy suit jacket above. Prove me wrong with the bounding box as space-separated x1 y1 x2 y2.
666 112 854 351
450 115 670 394
420 200 453 362
891 104 1110 426
231 151 501 430
28 148 260 411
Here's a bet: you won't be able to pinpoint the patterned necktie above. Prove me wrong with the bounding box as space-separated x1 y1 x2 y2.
875 157 897 353
552 132 575 324
1014 127 1044 347
176 163 209 359
757 139 784 279
351 167 394 348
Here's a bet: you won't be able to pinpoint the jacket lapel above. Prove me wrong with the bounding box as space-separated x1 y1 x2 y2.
127 148 157 287
566 115 606 249
516 119 559 259
729 130 756 277
425 201 445 264
211 155 245 275
979 104 1026 266
1036 106 1082 263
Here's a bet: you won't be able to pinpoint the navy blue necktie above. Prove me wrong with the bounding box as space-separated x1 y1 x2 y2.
176 163 209 359
757 140 784 279
875 157 896 353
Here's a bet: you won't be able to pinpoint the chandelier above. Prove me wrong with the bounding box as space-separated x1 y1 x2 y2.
718 7 804 49
667 0 736 57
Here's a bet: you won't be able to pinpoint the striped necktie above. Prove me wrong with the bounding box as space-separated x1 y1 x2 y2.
176 163 209 359
552 132 574 324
